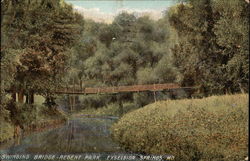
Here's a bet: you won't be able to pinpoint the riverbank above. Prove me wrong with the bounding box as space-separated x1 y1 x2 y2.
1 115 122 155
0 104 67 144
111 94 248 160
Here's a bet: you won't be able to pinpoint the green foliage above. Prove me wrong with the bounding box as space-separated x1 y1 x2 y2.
112 94 248 160
17 104 38 127
6 102 37 127
5 100 66 127
40 104 67 120
137 67 155 84
211 0 249 93
1 0 84 98
64 12 181 111
0 120 14 143
133 92 154 107
0 48 21 109
73 13 178 89
79 102 139 117
79 95 113 109
168 0 249 94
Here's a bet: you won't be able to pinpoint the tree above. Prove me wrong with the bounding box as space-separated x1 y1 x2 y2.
168 0 249 94
212 0 249 93
1 0 84 104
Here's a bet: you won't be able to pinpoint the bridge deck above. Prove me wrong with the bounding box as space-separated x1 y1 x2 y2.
55 83 193 94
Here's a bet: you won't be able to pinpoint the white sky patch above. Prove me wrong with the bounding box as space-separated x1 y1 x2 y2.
74 6 166 23
117 7 165 20
74 6 115 24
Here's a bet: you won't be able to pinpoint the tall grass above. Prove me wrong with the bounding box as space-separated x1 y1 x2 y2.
111 94 248 161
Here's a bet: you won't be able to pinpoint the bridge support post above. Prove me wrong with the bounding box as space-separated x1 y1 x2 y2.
69 95 72 111
69 95 76 112
73 95 75 111
153 84 157 102
116 94 123 116
153 91 157 102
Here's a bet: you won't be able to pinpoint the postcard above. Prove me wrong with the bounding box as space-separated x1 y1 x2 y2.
0 0 248 161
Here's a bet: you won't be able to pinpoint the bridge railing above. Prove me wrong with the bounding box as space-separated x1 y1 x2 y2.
55 83 183 94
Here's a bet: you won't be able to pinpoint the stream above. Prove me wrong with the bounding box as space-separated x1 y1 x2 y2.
0 116 125 160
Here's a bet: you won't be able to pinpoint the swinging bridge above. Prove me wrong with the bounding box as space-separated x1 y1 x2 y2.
55 83 194 95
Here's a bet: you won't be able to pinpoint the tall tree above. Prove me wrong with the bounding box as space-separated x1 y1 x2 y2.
168 0 249 94
1 0 84 104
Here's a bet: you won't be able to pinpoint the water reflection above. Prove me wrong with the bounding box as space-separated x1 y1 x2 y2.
0 117 122 154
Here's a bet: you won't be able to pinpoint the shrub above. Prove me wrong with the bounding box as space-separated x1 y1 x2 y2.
0 120 14 143
111 94 248 161
79 102 140 117
79 95 113 109
13 103 38 127
133 92 154 107
0 107 14 143
39 104 67 120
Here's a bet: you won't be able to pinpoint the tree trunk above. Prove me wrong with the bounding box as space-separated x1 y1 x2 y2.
29 91 34 104
25 94 29 104
18 89 24 103
11 92 16 102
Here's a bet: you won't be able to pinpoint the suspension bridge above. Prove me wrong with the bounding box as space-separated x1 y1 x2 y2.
55 83 194 95
56 83 196 111
7 83 196 111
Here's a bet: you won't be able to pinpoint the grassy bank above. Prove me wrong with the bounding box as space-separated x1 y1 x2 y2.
111 94 248 161
0 102 67 143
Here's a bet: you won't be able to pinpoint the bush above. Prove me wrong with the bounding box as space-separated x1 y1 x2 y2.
111 94 248 161
0 120 14 143
6 101 66 129
0 107 14 143
11 103 38 127
133 92 154 107
79 102 140 117
39 104 67 120
79 95 113 109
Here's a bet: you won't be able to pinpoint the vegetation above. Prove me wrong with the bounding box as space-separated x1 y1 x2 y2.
60 0 249 113
0 121 14 143
111 94 248 161
0 102 67 143
168 0 249 94
58 9 182 111
78 102 139 117
1 0 82 142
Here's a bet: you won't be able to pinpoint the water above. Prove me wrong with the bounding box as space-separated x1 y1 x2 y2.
0 116 123 158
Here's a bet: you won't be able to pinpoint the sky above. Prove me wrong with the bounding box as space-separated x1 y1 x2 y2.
65 0 179 23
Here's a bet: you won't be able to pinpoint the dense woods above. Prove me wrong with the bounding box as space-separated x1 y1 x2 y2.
168 0 249 94
66 14 178 88
65 0 249 110
0 0 249 144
